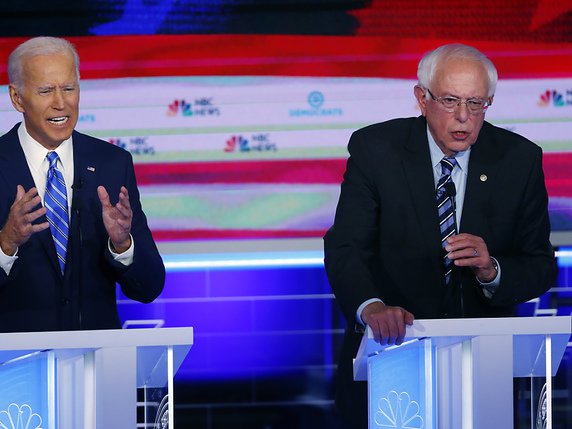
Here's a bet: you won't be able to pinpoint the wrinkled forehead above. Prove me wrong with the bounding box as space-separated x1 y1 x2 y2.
431 58 490 97
22 51 78 81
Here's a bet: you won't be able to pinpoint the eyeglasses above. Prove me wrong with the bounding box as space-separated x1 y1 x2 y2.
426 88 492 114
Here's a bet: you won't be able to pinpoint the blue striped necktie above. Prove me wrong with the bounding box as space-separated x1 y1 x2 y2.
45 151 69 274
436 156 458 285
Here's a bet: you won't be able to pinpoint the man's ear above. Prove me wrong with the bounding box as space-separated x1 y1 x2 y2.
9 84 25 113
413 85 427 116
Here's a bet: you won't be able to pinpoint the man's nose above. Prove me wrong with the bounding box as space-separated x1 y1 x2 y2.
454 102 470 122
52 90 65 109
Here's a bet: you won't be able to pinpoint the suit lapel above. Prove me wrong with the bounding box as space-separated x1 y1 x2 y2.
71 131 99 238
400 119 500 249
0 125 61 275
401 117 443 258
71 131 96 203
0 125 36 192
459 122 499 236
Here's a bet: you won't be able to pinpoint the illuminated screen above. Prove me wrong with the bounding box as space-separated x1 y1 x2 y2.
2 71 571 244
1 1 572 247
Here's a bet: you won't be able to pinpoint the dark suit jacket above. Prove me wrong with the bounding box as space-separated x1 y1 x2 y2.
323 116 557 428
0 124 165 332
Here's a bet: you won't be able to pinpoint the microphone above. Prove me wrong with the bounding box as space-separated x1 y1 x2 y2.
444 181 457 232
71 178 83 190
71 178 83 215
444 180 456 199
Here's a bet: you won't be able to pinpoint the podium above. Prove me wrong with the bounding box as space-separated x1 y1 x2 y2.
0 327 193 429
353 316 571 429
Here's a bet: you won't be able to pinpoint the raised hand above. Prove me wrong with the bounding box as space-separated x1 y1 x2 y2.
97 185 132 253
0 186 49 255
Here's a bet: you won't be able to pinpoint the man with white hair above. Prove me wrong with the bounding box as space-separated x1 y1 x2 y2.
324 43 556 428
0 36 165 332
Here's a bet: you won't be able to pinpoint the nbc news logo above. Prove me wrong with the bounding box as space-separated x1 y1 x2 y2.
538 89 572 107
224 134 277 152
167 98 221 116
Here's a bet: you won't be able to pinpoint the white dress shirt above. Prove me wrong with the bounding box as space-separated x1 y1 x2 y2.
0 122 134 274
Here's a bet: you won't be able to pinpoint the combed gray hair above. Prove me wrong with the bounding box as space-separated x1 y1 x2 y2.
8 36 80 90
417 43 497 98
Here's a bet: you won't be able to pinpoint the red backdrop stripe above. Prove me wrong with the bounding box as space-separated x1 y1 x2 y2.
1 35 572 83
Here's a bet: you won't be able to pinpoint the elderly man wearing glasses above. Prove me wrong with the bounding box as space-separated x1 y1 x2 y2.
324 43 556 429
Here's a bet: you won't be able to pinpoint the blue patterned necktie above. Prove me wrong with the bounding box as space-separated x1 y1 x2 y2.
45 151 69 274
436 156 458 285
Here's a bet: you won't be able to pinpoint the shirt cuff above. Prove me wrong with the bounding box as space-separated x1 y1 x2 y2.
356 298 384 326
478 257 501 298
108 235 134 266
0 246 18 276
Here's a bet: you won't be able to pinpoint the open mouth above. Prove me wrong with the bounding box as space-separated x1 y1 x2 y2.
452 131 469 139
47 116 69 125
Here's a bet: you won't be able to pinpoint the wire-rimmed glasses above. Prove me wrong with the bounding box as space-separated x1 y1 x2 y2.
426 88 492 114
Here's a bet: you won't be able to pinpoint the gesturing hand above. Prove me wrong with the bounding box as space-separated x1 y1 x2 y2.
97 185 132 253
0 185 49 256
361 301 415 346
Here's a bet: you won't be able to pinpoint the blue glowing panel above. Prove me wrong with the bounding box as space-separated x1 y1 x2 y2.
368 341 435 429
117 265 339 381
0 352 53 428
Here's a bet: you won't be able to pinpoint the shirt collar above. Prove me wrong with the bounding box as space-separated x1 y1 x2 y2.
427 126 470 174
18 122 73 173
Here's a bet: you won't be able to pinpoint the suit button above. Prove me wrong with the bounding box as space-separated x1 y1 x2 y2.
61 298 70 305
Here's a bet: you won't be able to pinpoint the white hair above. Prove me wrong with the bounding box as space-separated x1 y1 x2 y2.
417 43 497 98
8 36 80 90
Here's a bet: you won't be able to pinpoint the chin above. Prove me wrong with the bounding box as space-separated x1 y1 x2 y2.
51 129 73 142
43 135 71 148
447 142 474 153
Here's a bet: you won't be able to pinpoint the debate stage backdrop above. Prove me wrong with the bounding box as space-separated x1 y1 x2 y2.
1 35 572 244
0 1 571 427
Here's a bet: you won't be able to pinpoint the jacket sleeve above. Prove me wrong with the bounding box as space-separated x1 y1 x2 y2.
489 146 557 306
324 129 384 325
107 153 165 303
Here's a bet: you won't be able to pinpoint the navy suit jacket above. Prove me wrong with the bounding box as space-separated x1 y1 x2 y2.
0 124 165 332
324 116 557 427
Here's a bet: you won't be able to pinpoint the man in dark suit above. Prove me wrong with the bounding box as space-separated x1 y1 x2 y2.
324 43 557 428
0 36 165 332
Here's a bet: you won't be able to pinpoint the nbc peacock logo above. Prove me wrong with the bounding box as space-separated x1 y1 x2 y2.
224 134 277 153
167 97 221 117
374 391 424 428
0 403 42 429
538 89 572 107
224 135 249 152
167 99 193 116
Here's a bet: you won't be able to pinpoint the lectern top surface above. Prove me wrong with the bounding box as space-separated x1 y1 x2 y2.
365 316 571 341
0 327 194 351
